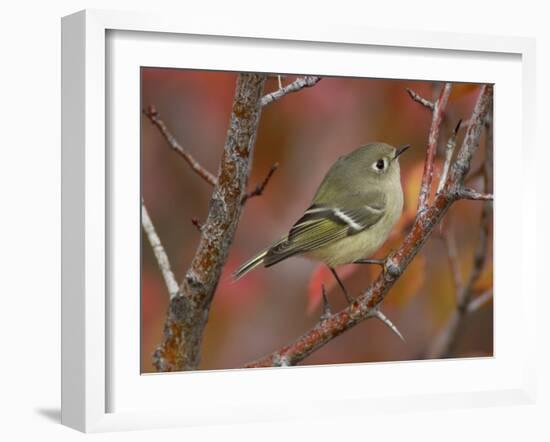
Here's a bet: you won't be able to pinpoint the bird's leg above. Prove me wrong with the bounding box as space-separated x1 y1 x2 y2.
329 267 353 304
353 258 385 266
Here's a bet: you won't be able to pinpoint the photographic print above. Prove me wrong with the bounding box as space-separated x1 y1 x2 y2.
140 69 493 373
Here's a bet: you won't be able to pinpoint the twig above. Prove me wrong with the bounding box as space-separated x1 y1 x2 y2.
143 105 217 186
467 289 493 313
245 85 493 368
441 225 463 303
415 83 452 213
153 73 267 371
241 163 279 204
457 188 494 201
141 199 179 300
261 76 321 107
406 88 434 110
437 120 462 194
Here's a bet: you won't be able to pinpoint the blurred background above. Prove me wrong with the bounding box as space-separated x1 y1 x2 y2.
141 69 493 373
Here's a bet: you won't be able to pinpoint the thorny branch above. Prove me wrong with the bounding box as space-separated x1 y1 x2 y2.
245 85 493 368
427 113 493 359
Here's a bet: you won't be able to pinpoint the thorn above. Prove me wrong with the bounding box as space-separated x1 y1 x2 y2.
354 258 385 266
191 218 202 231
145 104 157 117
454 119 462 134
320 284 332 321
373 309 405 342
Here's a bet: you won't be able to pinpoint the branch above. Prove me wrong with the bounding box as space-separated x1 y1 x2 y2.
416 83 452 213
427 110 493 359
141 200 179 300
241 162 279 204
406 88 434 110
143 105 217 186
440 224 463 303
457 188 494 201
245 85 493 368
467 289 493 313
153 73 267 371
261 76 321 107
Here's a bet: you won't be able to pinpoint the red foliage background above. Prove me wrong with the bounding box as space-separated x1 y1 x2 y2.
141 69 493 372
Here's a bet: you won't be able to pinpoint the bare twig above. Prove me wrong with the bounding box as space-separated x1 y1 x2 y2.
143 105 217 186
245 85 493 368
457 188 494 201
406 88 435 110
437 120 462 194
141 199 179 300
416 83 452 213
241 162 279 204
467 289 493 313
153 73 267 371
441 225 463 303
261 76 321 107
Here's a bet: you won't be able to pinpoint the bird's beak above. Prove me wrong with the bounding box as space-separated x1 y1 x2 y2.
393 144 411 161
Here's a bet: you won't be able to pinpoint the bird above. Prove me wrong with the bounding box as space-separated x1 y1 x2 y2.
233 142 410 302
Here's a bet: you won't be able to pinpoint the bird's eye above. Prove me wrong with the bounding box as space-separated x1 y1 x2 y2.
375 159 385 170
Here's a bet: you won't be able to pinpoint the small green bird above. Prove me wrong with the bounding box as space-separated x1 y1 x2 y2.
234 142 410 301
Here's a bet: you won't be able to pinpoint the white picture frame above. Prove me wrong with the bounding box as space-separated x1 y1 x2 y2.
61 9 537 433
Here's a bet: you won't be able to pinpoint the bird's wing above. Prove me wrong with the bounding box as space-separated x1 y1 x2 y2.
263 191 386 267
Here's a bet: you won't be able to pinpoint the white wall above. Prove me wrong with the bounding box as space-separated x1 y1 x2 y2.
0 1 547 440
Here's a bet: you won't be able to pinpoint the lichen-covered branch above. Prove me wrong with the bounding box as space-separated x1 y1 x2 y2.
261 76 321 107
153 73 267 371
245 85 492 368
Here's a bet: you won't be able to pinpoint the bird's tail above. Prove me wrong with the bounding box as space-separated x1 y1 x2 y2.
233 249 269 280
